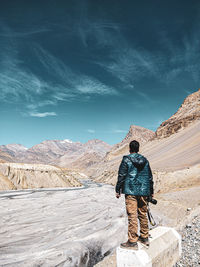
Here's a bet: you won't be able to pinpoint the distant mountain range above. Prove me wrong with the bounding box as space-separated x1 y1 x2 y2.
0 138 112 167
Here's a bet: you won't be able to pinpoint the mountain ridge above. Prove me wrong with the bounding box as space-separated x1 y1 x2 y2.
155 89 200 138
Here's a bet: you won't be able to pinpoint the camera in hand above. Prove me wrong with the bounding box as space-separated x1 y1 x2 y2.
147 196 157 205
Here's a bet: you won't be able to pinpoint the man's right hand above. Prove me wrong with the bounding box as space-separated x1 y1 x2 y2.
116 192 121 198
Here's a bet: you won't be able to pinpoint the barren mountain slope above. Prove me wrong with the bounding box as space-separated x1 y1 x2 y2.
55 139 112 168
142 120 200 171
84 139 112 156
88 90 200 185
156 88 200 138
105 125 155 161
0 163 83 190
58 152 103 171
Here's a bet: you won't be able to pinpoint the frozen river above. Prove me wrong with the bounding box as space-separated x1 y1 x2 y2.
0 180 127 266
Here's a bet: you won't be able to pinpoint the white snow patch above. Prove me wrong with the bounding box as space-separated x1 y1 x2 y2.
60 139 73 144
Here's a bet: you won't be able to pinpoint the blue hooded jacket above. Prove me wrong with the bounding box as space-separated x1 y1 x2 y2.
115 153 154 196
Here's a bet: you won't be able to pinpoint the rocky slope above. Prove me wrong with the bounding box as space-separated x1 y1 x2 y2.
105 125 155 161
155 88 200 138
0 163 83 190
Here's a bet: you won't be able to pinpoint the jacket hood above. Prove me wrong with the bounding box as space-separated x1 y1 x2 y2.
127 154 147 171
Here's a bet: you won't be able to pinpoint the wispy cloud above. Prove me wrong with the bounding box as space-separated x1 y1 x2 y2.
136 91 154 102
34 45 119 97
87 129 95 133
0 59 44 103
112 129 127 133
87 18 200 90
72 4 121 48
86 128 127 134
75 20 121 48
76 75 117 95
29 112 57 118
0 26 119 116
0 28 51 37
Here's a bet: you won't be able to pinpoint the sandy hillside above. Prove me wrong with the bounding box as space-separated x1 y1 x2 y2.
142 120 200 171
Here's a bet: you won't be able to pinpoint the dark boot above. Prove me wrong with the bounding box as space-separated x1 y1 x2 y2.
138 236 150 247
120 241 138 250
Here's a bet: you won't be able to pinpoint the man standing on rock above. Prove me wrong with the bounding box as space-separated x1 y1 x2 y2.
115 140 154 250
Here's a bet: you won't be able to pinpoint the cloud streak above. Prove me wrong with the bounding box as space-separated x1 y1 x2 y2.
29 112 57 118
0 28 51 37
88 129 127 134
34 45 118 97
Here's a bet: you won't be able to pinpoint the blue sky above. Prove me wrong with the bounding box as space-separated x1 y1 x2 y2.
0 0 199 147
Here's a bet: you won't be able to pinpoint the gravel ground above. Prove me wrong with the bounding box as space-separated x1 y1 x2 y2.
176 215 200 267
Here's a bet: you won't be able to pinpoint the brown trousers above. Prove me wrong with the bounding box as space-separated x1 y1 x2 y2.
125 195 149 243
